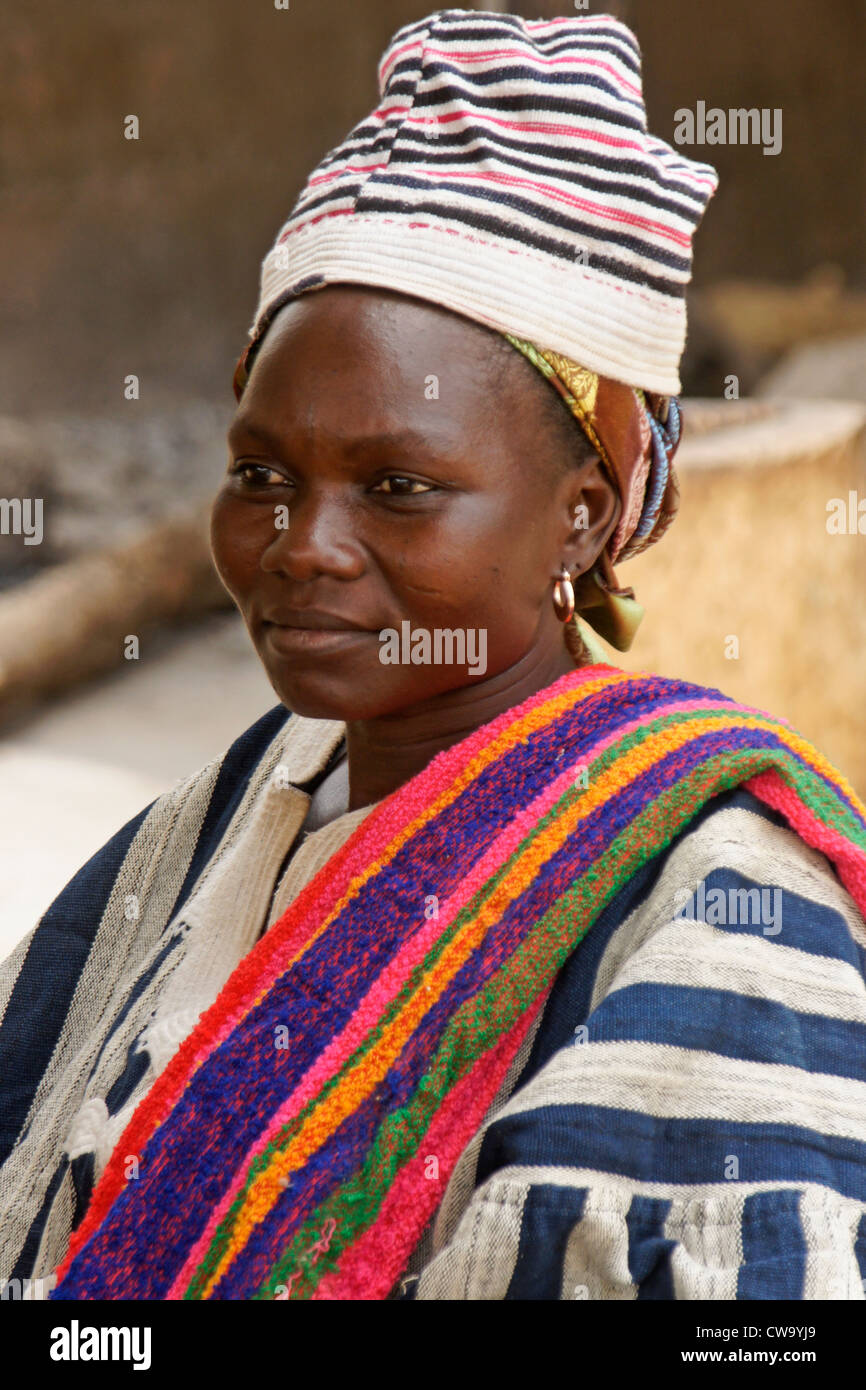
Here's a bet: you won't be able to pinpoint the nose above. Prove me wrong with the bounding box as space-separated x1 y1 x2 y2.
259 486 366 583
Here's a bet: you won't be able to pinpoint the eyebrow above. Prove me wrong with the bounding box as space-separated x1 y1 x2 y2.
227 418 445 457
227 418 285 452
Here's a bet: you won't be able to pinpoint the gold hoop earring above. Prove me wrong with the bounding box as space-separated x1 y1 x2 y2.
552 565 575 623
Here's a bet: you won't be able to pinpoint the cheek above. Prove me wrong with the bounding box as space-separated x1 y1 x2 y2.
210 490 269 600
391 494 546 611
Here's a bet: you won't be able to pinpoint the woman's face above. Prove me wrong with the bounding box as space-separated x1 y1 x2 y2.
211 285 618 721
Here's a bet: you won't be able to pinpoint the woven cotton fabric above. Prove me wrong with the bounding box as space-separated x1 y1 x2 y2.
5 676 866 1299
46 666 866 1300
407 790 866 1300
236 9 718 397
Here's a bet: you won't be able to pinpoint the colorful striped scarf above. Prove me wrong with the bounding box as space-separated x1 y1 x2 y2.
51 665 866 1300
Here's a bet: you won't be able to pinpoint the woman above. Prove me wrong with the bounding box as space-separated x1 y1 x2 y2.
3 10 866 1301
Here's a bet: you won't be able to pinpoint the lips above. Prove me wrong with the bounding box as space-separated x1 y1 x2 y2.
260 608 377 658
262 609 372 633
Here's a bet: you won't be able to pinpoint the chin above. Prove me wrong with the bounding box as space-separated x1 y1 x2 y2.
261 661 398 722
268 661 471 723
275 684 369 721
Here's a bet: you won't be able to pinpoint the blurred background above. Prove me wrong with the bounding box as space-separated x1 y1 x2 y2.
1 0 864 952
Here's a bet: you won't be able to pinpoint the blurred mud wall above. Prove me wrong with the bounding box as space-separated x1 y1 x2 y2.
2 0 862 417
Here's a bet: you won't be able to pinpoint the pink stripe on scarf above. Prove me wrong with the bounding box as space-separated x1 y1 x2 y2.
420 46 643 99
403 111 718 190
406 167 692 248
746 771 866 915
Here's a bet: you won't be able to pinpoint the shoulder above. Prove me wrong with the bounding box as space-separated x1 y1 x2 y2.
526 786 866 1071
412 788 866 1300
13 702 295 951
169 703 294 891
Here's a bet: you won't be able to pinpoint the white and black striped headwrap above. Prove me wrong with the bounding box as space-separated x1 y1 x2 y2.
236 8 718 398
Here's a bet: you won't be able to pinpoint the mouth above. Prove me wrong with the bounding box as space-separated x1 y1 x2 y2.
260 611 377 657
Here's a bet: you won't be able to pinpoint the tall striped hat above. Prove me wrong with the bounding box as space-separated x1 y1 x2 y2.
237 8 718 397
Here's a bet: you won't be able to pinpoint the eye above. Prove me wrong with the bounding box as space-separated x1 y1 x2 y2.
231 462 287 488
372 475 435 495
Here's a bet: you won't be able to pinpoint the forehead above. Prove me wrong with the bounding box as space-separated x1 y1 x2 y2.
232 286 534 442
253 285 502 373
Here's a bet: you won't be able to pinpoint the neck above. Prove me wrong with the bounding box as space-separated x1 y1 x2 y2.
344 638 586 810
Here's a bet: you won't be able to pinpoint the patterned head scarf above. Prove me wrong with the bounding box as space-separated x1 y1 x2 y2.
501 334 682 653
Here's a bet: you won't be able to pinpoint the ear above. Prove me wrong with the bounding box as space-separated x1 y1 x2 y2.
558 456 621 575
